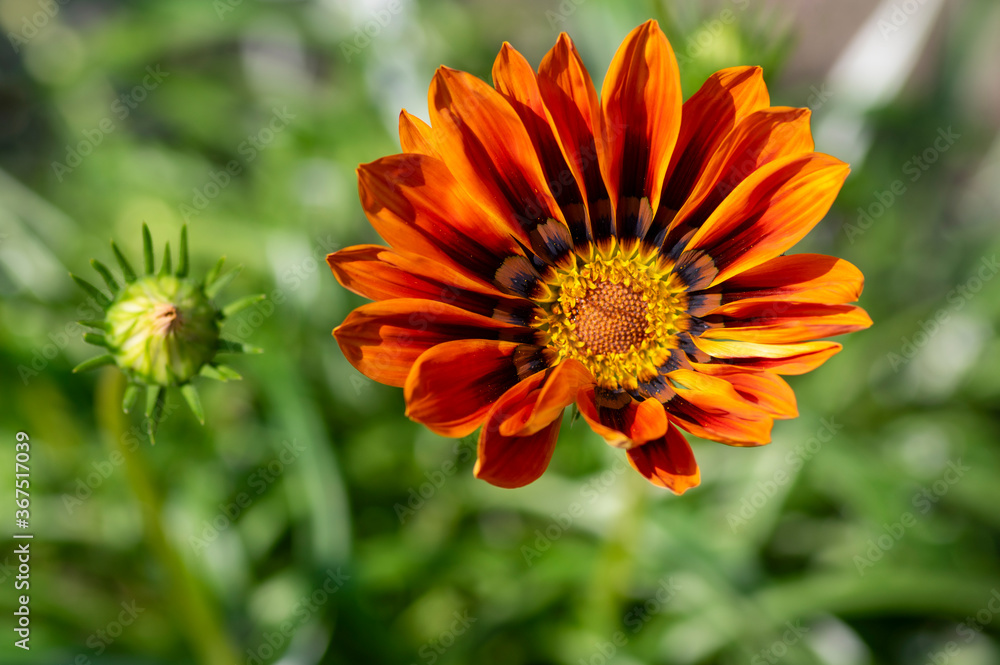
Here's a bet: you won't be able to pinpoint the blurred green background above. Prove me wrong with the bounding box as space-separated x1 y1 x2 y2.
2 0 1000 663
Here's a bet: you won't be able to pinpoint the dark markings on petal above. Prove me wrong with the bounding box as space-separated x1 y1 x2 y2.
493 302 540 326
499 93 592 251
675 250 718 291
616 196 655 245
529 219 574 268
513 345 550 380
593 385 633 431
644 205 677 251
495 255 542 298
561 202 591 249
676 332 710 363
680 316 710 337
589 197 615 246
636 374 672 402
594 386 631 409
685 293 723 317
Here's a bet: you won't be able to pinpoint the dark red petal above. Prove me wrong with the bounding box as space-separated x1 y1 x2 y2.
627 424 700 494
577 387 668 448
327 245 534 324
357 154 531 288
601 19 682 242
474 370 561 488
660 66 770 213
679 153 850 287
663 107 815 252
538 33 612 244
429 66 571 265
663 369 773 445
404 340 540 437
334 299 530 388
700 301 873 344
493 43 590 248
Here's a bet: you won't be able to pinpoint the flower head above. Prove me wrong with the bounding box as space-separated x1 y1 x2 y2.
73 224 263 440
329 20 871 493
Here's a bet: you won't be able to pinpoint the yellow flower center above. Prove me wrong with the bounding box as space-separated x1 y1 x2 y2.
534 244 688 391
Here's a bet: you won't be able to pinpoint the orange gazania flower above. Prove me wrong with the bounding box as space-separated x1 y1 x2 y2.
328 20 871 494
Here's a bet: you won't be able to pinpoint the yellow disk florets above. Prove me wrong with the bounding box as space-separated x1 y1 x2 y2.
534 243 688 391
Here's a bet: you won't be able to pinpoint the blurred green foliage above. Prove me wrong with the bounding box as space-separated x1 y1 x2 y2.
1 0 999 664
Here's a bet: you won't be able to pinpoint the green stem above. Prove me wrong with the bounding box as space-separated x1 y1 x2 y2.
96 371 241 665
584 465 647 634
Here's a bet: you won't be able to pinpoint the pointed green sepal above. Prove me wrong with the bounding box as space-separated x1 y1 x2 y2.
71 273 111 309
90 259 120 293
204 256 225 289
217 338 262 354
111 240 137 283
177 225 189 278
145 386 165 444
181 384 205 425
199 363 242 382
72 354 114 373
142 224 154 275
122 384 140 413
145 385 161 417
222 294 266 318
215 364 243 380
83 332 109 347
205 265 242 299
78 319 110 331
159 242 172 277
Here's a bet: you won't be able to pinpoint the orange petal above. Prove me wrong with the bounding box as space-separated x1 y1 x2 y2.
680 152 850 287
692 337 844 375
429 66 570 264
664 368 774 445
538 33 613 244
577 387 668 448
601 19 682 241
334 299 530 388
695 254 865 314
493 42 590 247
475 370 561 488
513 359 594 436
659 66 770 214
627 424 700 494
357 154 529 287
327 245 533 324
398 110 438 157
404 340 540 438
691 364 798 419
666 107 815 249
701 302 873 344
